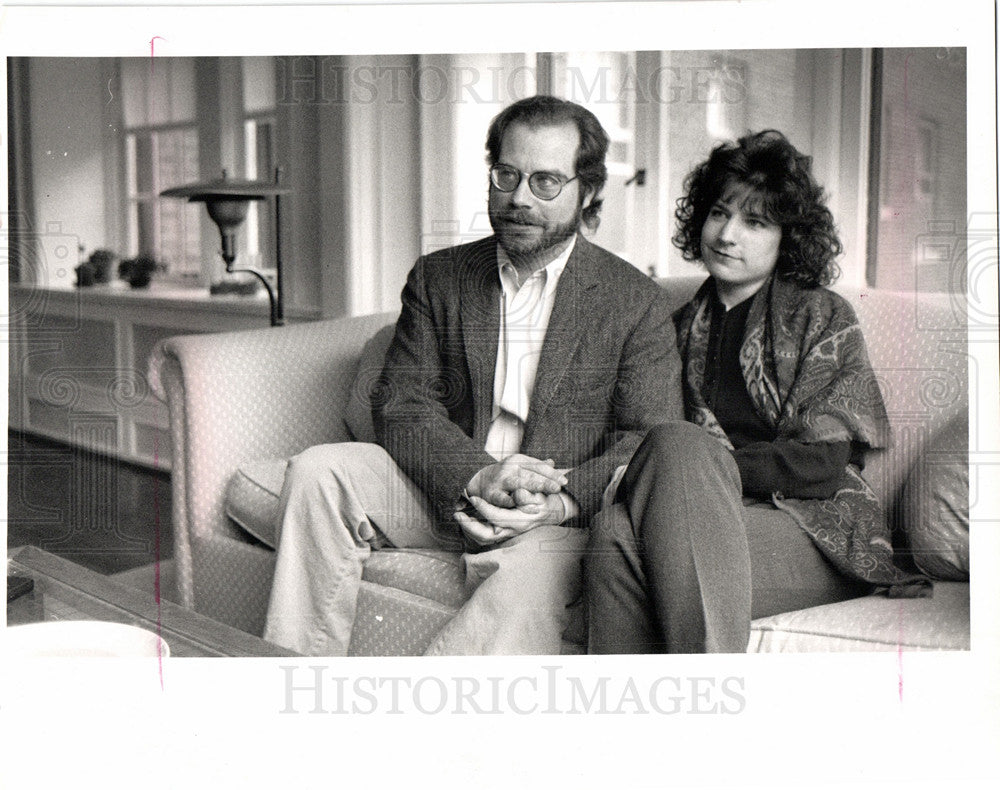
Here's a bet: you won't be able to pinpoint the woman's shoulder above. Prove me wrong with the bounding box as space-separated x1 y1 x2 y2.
774 278 861 328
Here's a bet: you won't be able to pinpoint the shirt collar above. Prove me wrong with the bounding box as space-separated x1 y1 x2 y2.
497 235 576 294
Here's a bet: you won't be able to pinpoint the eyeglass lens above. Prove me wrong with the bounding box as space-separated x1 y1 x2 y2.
490 165 568 200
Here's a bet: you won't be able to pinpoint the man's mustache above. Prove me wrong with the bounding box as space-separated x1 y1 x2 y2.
496 211 541 226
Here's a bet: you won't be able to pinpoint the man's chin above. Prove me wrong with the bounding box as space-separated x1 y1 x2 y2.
495 224 577 260
496 226 544 254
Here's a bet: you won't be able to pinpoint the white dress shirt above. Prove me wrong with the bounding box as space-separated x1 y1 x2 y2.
483 239 574 460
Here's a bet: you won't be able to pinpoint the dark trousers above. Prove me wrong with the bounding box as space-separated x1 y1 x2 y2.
585 422 870 653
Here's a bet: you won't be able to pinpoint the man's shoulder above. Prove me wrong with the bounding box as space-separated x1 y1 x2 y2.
418 235 497 269
573 236 667 302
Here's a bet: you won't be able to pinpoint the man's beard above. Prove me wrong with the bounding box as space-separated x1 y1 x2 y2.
489 207 582 262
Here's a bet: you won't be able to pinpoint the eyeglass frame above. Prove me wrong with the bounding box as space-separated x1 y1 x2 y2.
489 163 581 201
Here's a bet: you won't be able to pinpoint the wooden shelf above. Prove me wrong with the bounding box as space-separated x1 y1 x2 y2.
8 283 318 470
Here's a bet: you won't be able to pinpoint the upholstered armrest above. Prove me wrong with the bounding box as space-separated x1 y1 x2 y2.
150 311 395 606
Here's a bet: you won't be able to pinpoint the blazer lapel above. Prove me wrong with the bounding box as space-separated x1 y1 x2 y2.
459 237 502 444
522 236 601 445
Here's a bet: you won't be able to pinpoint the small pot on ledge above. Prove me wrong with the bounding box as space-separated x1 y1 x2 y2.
75 248 119 287
118 255 165 289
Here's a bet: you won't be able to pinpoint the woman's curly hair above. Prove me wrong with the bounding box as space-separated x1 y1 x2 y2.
672 130 842 288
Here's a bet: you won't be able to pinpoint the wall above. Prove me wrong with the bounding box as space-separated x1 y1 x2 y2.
273 55 423 319
25 58 117 287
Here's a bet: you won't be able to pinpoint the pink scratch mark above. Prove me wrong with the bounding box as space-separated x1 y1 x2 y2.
149 36 167 73
897 601 905 703
153 431 164 690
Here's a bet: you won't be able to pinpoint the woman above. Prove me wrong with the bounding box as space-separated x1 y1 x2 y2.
586 130 926 654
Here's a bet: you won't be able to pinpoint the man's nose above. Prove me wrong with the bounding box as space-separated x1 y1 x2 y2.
509 173 535 205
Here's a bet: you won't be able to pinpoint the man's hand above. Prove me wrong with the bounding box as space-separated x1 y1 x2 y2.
465 455 567 508
455 492 567 547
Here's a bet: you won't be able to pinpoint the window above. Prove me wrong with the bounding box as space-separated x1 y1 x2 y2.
121 58 202 283
549 51 640 266
868 48 966 292
241 56 278 272
119 56 279 285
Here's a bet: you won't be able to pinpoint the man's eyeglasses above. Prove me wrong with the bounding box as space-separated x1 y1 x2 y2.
489 164 580 201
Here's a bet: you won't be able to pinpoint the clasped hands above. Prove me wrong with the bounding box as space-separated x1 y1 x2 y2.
457 454 573 548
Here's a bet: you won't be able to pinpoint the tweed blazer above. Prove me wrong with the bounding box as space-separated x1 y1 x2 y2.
373 234 682 523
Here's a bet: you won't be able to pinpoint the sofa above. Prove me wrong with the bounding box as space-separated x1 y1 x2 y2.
149 277 971 655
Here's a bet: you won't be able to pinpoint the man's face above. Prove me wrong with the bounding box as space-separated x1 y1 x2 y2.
488 121 591 263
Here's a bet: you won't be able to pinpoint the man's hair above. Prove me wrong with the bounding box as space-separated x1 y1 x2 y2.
486 95 609 231
673 129 843 288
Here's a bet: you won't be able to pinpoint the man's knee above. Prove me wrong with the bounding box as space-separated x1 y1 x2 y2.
286 442 389 487
630 421 738 490
587 503 634 552
641 421 720 462
513 524 585 558
480 526 584 581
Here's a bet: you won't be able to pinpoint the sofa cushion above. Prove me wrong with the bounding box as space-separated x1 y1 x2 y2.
746 582 969 652
361 549 467 609
225 460 288 549
349 580 460 656
343 324 396 444
901 414 970 581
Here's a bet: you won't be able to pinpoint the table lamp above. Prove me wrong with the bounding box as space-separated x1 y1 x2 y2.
161 169 290 326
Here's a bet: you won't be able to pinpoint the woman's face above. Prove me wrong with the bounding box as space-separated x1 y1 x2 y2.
700 185 782 308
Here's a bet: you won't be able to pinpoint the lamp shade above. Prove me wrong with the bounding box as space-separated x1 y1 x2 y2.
160 170 291 326
159 175 290 202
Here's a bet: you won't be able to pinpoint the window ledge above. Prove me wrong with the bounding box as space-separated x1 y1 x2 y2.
9 281 321 321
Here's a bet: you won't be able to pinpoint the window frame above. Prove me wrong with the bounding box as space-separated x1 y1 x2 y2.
118 56 279 288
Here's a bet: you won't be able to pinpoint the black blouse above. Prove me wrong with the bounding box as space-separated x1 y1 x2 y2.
703 290 863 499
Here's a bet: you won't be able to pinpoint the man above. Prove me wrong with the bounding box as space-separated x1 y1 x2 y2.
264 95 681 656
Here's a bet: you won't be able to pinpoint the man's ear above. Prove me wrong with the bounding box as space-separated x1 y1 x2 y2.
580 186 596 211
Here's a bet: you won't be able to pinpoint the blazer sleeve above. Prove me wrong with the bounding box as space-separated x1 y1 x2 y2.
563 289 683 520
373 257 496 514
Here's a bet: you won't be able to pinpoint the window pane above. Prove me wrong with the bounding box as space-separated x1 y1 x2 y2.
255 121 274 178
242 57 276 114
156 128 200 276
121 57 196 127
557 51 634 167
128 124 199 278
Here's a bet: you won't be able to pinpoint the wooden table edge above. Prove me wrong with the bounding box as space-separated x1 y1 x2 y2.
8 546 300 658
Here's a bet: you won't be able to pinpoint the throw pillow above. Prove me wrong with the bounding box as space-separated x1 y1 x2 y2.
902 414 969 581
343 324 396 444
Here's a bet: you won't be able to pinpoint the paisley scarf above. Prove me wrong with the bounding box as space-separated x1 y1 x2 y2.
674 275 929 595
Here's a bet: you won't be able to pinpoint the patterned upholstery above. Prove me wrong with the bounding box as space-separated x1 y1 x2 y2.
748 581 969 651
150 281 970 654
224 460 287 548
349 582 459 656
149 310 396 616
361 549 468 609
